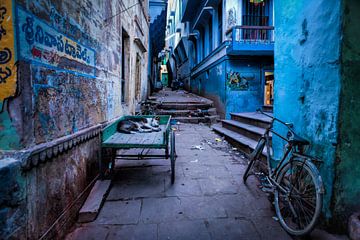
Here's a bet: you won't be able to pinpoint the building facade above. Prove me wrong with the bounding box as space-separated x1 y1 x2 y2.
165 0 274 118
0 0 149 239
149 0 167 90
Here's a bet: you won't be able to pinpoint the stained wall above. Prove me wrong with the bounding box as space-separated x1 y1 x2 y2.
273 1 348 225
0 0 149 238
331 0 360 230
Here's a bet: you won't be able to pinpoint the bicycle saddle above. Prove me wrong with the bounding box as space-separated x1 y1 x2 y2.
288 132 310 146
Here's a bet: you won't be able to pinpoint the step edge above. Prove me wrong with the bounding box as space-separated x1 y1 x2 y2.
230 112 272 123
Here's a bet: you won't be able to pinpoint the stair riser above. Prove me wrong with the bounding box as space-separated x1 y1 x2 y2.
221 122 272 145
174 116 218 124
157 111 191 117
222 122 261 141
212 129 267 162
158 109 218 117
231 115 270 129
159 104 212 110
262 106 273 112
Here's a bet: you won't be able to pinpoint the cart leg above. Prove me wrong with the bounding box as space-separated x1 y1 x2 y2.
165 147 169 159
110 148 117 175
170 131 176 184
101 147 113 179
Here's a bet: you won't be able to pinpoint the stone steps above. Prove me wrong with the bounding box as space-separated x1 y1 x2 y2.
221 120 272 143
212 124 266 156
230 112 272 129
173 115 220 124
262 105 273 113
152 90 219 124
158 102 213 110
213 111 273 155
158 108 218 117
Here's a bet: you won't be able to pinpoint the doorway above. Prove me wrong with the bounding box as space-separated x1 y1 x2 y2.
121 29 130 103
135 53 141 101
264 71 274 106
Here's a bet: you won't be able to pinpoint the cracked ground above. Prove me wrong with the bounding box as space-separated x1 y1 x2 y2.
66 124 294 240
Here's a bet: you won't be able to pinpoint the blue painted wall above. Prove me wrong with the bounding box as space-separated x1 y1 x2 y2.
274 0 342 220
191 57 273 118
225 59 269 118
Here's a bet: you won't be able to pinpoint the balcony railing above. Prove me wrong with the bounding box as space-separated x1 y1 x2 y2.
226 25 274 55
226 25 274 43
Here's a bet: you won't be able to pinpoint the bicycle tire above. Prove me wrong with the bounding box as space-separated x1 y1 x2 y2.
274 158 323 236
243 138 266 183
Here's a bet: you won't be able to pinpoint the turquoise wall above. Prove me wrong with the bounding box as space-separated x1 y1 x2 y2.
274 0 342 219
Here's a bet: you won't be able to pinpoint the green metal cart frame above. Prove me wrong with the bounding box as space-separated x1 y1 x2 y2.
101 115 176 183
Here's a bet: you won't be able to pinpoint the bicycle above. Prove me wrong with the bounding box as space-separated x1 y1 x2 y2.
243 109 325 236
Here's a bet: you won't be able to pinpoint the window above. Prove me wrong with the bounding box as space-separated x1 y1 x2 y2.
242 0 271 41
243 0 270 26
192 42 197 66
121 29 130 103
201 28 205 60
135 54 141 101
209 19 213 52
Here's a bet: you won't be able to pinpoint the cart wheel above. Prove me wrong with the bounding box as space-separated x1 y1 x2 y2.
170 130 176 184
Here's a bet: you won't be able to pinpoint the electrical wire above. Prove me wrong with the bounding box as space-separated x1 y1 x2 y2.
38 174 100 240
104 0 143 23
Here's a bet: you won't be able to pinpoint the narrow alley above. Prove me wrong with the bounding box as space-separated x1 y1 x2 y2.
0 0 359 240
66 122 292 240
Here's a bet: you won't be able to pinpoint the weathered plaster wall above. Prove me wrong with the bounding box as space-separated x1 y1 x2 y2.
226 58 273 119
0 0 149 238
0 158 26 240
274 0 342 220
25 138 100 239
191 57 272 119
1 0 149 150
191 60 227 118
331 0 360 229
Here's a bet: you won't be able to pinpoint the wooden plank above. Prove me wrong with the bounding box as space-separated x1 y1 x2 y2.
101 121 170 148
78 180 111 223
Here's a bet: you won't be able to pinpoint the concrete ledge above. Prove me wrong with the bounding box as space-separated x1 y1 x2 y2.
78 180 112 223
16 124 102 171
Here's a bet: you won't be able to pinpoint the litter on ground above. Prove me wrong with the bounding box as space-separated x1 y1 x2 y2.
191 145 205 151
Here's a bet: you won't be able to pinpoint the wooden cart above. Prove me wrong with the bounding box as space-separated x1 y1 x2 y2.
101 115 176 183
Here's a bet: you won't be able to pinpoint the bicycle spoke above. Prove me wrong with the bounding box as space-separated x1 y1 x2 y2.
275 159 322 235
294 197 312 226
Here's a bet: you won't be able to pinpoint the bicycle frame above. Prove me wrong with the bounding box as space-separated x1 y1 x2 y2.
256 111 303 194
245 110 325 236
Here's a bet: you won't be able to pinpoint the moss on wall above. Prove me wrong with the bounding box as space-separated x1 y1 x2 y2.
331 0 360 230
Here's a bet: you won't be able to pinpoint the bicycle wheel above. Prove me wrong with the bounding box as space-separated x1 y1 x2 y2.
243 138 266 183
274 158 323 236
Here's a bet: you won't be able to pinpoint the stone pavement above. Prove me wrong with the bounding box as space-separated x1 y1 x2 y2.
66 124 347 240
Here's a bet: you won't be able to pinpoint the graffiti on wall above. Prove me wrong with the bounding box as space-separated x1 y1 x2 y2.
0 0 17 107
17 7 96 77
226 71 251 91
227 7 237 29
